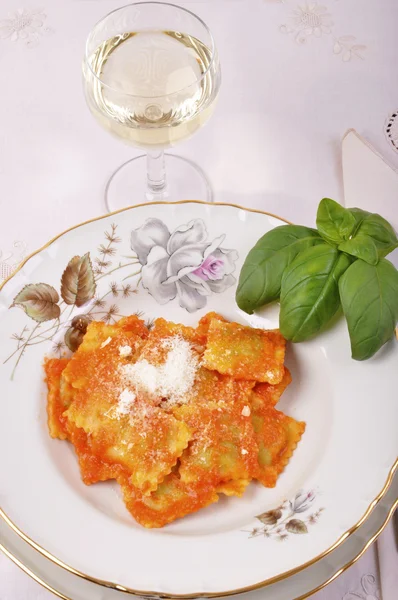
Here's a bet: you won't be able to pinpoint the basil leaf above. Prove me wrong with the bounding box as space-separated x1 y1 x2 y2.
338 235 379 266
339 258 398 360
347 207 369 233
348 211 398 260
280 244 352 342
236 225 323 314
316 198 357 245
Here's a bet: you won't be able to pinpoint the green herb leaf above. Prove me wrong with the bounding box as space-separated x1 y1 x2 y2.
338 235 379 265
280 244 352 342
343 211 398 262
236 225 323 314
347 207 369 232
316 198 357 245
339 259 398 360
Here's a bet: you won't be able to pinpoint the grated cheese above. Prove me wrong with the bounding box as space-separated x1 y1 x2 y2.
241 448 248 455
100 337 112 349
115 389 136 416
121 335 199 406
241 405 251 417
119 345 132 357
105 388 136 419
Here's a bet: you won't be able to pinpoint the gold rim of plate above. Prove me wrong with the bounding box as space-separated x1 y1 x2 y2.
0 200 397 598
2 498 396 600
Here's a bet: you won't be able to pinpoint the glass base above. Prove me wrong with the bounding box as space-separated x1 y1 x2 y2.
104 153 213 212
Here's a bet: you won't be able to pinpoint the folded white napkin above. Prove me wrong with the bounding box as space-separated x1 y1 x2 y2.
342 129 398 268
342 128 398 600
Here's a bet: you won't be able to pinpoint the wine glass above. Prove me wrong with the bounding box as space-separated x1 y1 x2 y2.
83 2 221 211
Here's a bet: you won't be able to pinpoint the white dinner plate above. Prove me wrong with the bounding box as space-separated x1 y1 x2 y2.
1 456 397 600
0 201 397 596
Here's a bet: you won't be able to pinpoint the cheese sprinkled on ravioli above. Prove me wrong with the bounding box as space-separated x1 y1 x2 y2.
121 336 199 406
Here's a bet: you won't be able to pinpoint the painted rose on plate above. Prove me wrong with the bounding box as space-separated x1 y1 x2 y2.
131 218 238 312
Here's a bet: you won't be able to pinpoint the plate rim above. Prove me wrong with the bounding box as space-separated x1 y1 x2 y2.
0 199 397 598
1 491 397 600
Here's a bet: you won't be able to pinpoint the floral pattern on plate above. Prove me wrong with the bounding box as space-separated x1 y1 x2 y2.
4 223 141 378
131 218 238 313
247 489 324 540
4 220 237 377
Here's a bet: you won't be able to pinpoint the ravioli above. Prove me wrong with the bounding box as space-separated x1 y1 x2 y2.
63 316 192 494
194 311 227 345
217 479 251 497
249 396 305 487
139 318 201 362
69 398 191 493
62 316 149 391
120 473 219 528
202 319 286 384
44 312 305 527
65 419 125 485
174 400 258 487
45 358 73 440
253 368 292 407
185 367 255 406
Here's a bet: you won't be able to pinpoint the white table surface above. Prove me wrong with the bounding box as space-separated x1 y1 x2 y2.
0 0 397 598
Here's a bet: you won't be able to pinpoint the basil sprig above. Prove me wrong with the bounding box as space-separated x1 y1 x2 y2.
236 198 398 360
235 226 323 314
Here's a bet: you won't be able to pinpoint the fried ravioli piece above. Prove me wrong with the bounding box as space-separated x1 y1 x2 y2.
202 319 286 384
45 312 305 527
186 367 255 406
63 315 149 391
66 391 191 495
137 317 203 365
174 400 258 487
217 479 251 497
45 358 73 440
119 472 219 528
45 356 126 483
65 419 126 485
253 368 292 407
195 312 227 345
250 397 305 487
63 316 192 495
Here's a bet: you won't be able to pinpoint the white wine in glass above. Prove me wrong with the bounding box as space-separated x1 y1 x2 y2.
83 2 221 211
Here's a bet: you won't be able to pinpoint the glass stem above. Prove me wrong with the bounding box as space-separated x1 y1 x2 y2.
146 150 166 193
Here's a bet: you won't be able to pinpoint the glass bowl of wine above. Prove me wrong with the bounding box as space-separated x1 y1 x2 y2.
83 1 221 211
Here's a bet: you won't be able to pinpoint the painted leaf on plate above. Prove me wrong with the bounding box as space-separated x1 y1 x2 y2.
61 253 96 307
285 519 308 534
11 283 60 322
256 509 282 525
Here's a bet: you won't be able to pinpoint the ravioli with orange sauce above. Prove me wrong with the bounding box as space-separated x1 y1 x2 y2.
45 312 305 528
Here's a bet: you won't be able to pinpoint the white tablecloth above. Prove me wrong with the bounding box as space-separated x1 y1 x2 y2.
0 1 397 598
